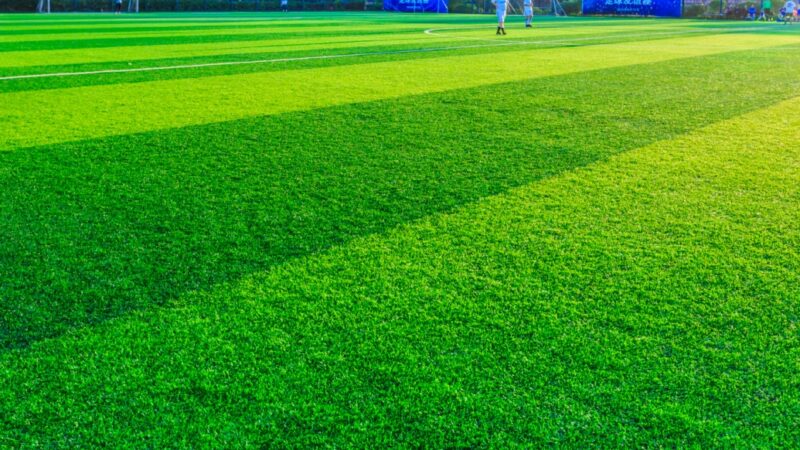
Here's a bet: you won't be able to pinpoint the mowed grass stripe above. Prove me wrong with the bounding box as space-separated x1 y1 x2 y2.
0 32 441 69
1 95 798 447
0 12 615 24
2 36 745 88
3 24 793 94
0 19 344 35
0 18 678 44
0 22 696 69
0 25 427 53
0 24 745 81
0 15 735 50
2 47 798 349
0 23 337 40
0 14 314 23
5 32 799 151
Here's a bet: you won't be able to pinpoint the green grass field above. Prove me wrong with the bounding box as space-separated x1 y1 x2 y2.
2 11 800 447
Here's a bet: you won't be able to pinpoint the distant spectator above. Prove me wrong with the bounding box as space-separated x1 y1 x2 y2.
759 0 772 19
780 0 796 22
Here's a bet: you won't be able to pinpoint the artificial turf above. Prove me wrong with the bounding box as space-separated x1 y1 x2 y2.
1 11 799 447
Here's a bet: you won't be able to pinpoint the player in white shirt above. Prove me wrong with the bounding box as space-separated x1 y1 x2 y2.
524 0 534 28
493 0 507 35
783 0 797 21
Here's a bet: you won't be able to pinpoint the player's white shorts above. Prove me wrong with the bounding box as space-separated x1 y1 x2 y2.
524 6 533 15
496 2 507 20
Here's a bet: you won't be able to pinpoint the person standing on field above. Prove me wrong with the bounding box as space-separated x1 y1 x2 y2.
493 0 507 35
524 0 534 27
281 0 288 11
114 0 122 13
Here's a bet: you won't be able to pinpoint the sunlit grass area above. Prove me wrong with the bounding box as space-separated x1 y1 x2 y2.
1 12 799 447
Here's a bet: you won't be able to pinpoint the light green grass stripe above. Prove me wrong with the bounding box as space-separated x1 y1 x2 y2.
4 32 799 151
1 93 797 448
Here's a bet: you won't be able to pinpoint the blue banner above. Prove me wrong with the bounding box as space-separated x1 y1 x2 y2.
582 0 682 17
383 0 448 12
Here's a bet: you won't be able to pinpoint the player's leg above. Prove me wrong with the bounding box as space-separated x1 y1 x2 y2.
497 7 504 34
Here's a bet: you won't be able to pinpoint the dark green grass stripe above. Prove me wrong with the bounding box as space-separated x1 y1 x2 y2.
3 28 785 94
0 12 364 22
0 15 702 50
0 26 425 52
0 13 633 25
0 22 371 36
16 99 800 448
0 15 769 32
2 47 799 350
2 101 797 447
0 16 767 53
0 16 675 36
0 24 699 68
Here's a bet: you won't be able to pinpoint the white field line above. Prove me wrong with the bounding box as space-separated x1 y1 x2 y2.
423 23 770 42
0 44 526 80
0 25 776 81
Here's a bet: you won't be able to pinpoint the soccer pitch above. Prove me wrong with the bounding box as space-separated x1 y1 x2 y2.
1 11 800 446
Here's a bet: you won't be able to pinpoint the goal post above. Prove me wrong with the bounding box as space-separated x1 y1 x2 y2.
503 0 568 15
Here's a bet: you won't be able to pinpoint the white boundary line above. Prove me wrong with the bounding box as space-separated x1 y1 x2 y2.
0 47 487 80
424 24 771 42
0 25 779 81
